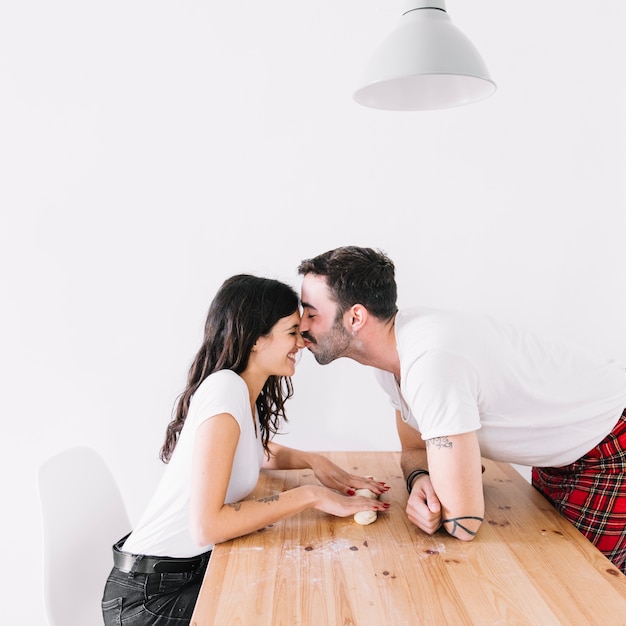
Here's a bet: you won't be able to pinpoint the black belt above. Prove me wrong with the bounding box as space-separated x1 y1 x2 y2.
112 535 210 574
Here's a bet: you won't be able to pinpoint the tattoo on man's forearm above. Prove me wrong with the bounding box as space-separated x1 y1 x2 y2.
442 516 483 536
227 502 242 511
426 437 453 450
257 494 279 504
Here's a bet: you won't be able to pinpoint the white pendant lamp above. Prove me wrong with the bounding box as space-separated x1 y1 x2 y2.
353 0 496 111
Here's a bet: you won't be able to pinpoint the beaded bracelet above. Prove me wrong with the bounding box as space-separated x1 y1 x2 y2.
406 469 430 493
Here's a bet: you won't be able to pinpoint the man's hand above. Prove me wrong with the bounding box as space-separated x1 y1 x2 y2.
405 473 442 535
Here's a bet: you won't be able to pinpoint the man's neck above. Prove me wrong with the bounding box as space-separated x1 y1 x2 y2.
346 313 400 378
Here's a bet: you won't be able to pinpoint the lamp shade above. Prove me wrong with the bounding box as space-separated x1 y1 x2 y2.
353 0 496 111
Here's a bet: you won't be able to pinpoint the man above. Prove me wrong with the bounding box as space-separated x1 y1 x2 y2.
297 245 626 572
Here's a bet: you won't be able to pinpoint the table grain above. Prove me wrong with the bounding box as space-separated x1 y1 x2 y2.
191 452 626 626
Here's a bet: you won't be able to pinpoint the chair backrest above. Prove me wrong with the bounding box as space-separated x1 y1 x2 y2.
38 446 131 626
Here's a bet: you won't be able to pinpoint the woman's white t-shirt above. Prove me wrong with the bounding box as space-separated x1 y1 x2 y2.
122 369 265 557
375 307 626 467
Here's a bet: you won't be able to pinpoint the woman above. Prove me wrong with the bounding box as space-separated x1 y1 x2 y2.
102 274 388 625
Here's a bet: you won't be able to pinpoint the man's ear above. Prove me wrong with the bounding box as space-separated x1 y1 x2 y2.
348 304 368 333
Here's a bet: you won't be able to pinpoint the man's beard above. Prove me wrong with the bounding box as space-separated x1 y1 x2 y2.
307 317 352 365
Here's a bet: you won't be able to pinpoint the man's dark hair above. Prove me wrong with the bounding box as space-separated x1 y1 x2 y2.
298 246 398 321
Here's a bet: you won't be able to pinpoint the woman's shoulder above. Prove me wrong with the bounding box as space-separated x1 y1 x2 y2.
196 369 246 396
188 370 249 426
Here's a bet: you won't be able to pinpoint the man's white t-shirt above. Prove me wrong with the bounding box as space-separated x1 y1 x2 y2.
375 307 626 467
122 369 265 557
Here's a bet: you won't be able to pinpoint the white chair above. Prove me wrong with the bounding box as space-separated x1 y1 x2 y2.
38 446 131 626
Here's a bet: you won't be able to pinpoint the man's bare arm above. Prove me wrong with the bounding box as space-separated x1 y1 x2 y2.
425 431 485 541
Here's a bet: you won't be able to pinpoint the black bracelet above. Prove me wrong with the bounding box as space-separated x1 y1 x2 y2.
406 469 429 493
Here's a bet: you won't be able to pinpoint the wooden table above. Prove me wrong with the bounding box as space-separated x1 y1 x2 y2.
191 452 626 626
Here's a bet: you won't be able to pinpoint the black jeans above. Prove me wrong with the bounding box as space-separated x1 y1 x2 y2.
101 553 211 625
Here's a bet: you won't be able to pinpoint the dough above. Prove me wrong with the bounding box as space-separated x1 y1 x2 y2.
354 488 378 499
354 484 379 525
354 509 378 525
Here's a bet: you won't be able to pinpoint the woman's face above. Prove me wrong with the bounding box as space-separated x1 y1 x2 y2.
253 311 305 378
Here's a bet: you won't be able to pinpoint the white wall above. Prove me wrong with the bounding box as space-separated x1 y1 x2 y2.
2 1 625 623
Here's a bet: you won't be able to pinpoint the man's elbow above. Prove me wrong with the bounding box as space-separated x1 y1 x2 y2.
456 530 479 542
442 515 483 541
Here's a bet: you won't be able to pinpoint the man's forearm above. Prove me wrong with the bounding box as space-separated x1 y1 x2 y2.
400 448 429 480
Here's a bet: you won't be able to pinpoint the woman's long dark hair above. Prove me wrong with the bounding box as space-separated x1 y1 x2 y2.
160 274 300 462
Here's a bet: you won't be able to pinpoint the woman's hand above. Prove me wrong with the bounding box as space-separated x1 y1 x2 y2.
308 453 389 497
309 485 390 518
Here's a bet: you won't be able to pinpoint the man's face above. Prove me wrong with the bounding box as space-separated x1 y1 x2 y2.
299 274 352 365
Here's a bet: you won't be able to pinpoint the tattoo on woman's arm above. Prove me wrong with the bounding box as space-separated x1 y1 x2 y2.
227 494 279 512
426 437 453 450
442 516 483 536
257 494 279 504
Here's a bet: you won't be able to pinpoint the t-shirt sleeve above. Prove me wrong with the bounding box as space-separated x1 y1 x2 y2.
403 350 481 439
188 370 249 433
